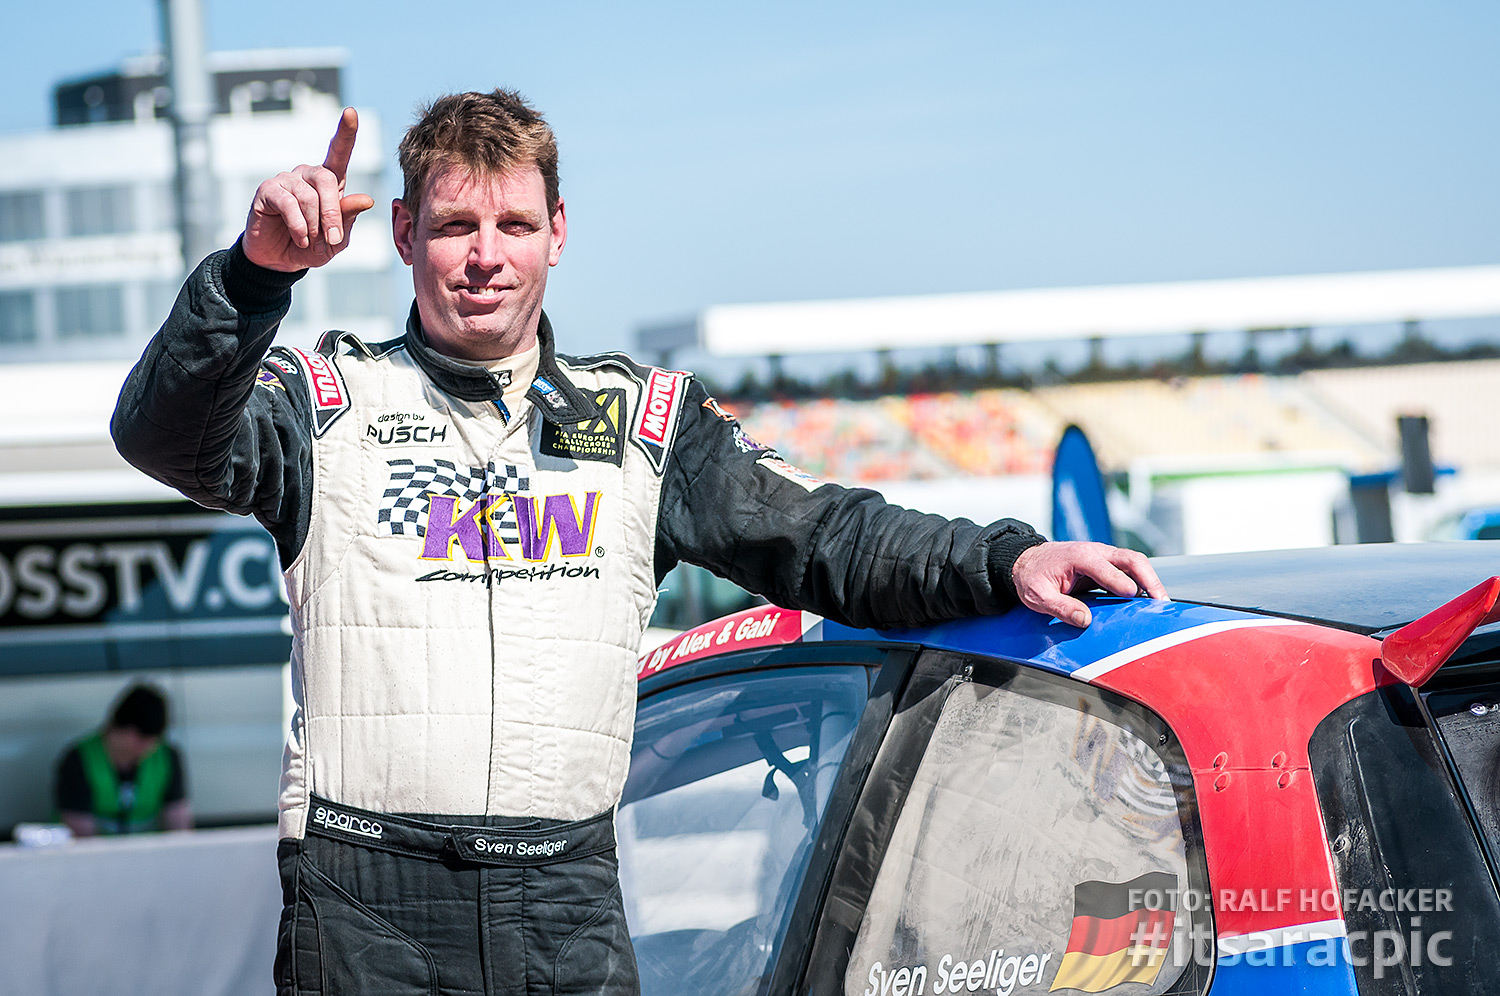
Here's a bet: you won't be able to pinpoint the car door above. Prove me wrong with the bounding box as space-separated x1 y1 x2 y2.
801 648 1215 996
619 642 918 996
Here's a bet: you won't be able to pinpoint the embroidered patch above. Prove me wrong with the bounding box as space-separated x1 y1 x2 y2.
631 368 690 473
377 459 530 543
702 396 737 422
532 376 569 411
255 368 285 392
756 455 825 493
541 388 626 465
364 410 454 448
289 346 350 437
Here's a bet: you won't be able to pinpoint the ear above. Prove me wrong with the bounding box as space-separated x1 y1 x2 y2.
392 198 415 265
548 198 567 266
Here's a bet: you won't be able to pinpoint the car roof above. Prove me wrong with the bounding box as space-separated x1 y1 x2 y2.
1152 541 1500 634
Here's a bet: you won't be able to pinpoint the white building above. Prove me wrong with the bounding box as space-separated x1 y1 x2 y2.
0 48 394 364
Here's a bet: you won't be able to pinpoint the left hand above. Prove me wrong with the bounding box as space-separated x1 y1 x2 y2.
1012 541 1167 628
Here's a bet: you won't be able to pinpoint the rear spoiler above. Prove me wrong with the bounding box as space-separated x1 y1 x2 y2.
1382 576 1500 686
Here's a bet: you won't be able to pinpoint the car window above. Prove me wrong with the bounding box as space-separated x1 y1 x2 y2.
619 664 872 996
844 666 1208 996
1312 683 1500 995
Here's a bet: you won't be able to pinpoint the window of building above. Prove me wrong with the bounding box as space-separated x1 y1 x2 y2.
65 185 135 237
620 663 872 996
844 665 1211 996
325 269 391 320
0 192 46 243
0 291 38 344
55 285 126 339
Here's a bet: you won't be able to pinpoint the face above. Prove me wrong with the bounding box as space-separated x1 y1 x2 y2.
104 727 160 771
392 164 566 361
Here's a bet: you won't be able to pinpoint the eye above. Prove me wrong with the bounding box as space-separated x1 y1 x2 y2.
438 219 475 235
502 220 538 235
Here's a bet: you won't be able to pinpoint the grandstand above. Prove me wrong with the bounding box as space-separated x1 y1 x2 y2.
725 369 1426 485
662 266 1500 497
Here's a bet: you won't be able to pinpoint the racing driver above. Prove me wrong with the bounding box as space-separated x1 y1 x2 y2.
112 89 1165 996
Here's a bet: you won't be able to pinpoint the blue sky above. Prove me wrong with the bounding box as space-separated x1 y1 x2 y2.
1 1 1495 357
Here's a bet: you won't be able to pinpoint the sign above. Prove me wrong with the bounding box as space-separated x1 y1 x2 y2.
0 502 291 674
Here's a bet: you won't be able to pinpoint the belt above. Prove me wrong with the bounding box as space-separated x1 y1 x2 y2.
304 794 616 867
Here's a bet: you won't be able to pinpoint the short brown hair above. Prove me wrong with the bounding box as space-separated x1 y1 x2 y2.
397 89 560 221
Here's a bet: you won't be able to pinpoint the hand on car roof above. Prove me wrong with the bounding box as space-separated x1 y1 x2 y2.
1012 541 1168 629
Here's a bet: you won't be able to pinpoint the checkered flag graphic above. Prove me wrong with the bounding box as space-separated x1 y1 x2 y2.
378 459 530 540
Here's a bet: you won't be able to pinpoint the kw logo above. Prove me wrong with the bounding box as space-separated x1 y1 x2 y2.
421 492 602 563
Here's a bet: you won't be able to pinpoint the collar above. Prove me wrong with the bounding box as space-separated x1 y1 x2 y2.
401 305 601 425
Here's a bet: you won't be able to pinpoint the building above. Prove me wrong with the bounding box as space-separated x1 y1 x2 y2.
0 49 396 835
0 48 394 363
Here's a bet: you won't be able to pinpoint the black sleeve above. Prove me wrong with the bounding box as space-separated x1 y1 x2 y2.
655 381 1046 630
111 242 315 567
55 746 91 814
163 744 187 805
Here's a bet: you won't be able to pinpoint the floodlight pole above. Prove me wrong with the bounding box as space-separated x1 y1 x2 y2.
159 0 218 275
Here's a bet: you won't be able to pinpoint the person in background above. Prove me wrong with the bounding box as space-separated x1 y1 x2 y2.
54 684 192 837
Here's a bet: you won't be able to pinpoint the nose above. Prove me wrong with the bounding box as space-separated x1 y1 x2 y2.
470 225 505 271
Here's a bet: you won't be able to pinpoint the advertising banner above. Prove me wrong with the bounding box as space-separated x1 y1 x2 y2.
0 502 290 674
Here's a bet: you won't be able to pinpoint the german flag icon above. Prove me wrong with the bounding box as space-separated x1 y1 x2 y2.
1049 871 1177 993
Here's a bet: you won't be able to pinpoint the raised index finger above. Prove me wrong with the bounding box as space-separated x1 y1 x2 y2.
322 107 359 181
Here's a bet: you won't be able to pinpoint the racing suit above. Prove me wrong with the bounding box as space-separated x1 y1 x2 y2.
112 243 1046 996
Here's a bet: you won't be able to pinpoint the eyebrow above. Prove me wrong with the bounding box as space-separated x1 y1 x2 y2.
427 205 544 225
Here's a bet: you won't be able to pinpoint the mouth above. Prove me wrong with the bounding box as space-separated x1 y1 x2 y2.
456 284 513 303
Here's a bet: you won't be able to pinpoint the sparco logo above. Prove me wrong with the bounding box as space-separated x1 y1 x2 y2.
315 806 384 840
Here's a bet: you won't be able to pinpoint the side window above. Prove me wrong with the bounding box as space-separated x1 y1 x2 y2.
845 664 1210 996
1311 683 1500 995
620 664 871 996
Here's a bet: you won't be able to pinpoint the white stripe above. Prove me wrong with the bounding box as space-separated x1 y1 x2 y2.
0 515 260 540
1217 919 1347 955
1072 618 1313 683
0 617 289 646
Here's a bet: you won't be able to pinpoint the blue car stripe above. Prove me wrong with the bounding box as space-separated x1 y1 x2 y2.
823 598 1270 679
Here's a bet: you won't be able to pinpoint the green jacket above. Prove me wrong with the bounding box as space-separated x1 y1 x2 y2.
74 732 174 834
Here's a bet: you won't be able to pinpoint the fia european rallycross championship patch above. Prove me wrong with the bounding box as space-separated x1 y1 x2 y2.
541 388 627 465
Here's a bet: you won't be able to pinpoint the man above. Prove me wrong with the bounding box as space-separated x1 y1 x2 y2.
55 684 192 837
113 91 1163 996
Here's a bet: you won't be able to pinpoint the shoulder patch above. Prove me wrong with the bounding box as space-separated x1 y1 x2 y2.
756 455 825 492
288 346 351 437
631 368 691 473
541 387 627 465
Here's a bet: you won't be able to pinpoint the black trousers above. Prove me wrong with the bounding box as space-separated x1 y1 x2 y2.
274 798 640 996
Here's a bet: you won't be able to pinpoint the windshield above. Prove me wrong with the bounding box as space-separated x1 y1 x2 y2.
619 665 871 996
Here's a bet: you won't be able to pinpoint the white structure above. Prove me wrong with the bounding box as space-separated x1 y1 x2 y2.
643 265 1500 358
0 48 394 363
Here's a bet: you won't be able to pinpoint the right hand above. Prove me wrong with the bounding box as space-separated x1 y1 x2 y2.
243 107 377 272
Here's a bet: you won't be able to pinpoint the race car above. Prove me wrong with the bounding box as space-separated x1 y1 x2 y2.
620 542 1500 996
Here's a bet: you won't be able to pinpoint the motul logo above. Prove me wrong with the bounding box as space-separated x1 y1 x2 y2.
637 370 682 446
299 351 346 408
